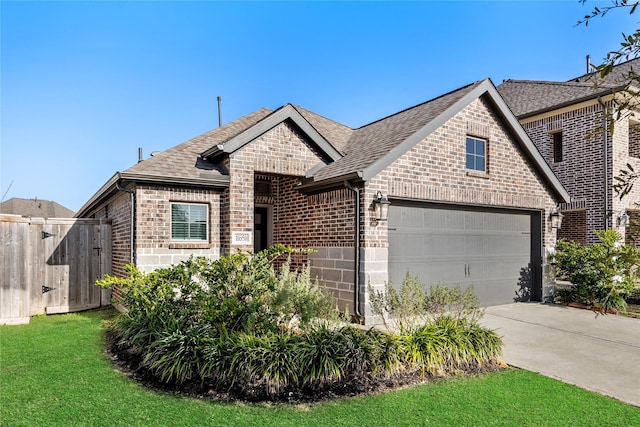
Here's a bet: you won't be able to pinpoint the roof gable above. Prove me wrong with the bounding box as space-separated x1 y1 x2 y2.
308 78 569 202
311 81 483 182
201 104 343 162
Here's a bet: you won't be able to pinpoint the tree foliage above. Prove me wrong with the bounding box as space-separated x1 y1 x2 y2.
580 1 640 197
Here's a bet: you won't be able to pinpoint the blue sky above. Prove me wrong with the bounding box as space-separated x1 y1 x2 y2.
1 1 636 213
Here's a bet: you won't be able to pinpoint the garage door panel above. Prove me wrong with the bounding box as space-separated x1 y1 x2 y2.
388 205 533 306
389 260 466 286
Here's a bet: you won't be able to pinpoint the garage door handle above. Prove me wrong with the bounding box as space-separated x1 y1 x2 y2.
464 264 468 277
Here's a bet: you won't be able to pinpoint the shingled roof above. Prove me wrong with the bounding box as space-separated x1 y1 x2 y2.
498 57 640 118
572 56 640 86
311 81 483 182
126 107 273 182
0 197 75 218
497 80 619 118
79 77 570 216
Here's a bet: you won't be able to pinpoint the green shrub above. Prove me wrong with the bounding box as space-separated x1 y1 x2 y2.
551 230 639 312
268 259 338 329
99 246 502 398
98 245 336 340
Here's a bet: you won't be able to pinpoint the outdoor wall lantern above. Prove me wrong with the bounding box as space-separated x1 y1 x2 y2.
373 191 391 222
618 210 631 227
550 209 564 230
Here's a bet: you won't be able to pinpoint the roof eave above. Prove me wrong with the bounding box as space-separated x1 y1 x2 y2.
516 85 627 120
76 172 230 218
119 172 230 188
297 172 363 193
76 173 122 218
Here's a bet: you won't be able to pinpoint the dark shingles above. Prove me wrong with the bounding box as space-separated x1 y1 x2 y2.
291 105 354 154
572 56 640 85
499 58 640 118
497 80 618 118
313 81 482 181
125 108 273 180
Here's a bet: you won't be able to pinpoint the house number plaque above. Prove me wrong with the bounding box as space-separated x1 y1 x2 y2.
232 232 252 245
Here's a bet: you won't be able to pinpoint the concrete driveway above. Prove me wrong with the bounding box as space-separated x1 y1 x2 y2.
480 303 640 407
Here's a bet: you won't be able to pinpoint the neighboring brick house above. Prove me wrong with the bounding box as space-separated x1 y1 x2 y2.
77 78 569 324
498 58 640 245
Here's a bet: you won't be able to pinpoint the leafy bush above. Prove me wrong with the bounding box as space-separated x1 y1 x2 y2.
98 245 336 340
99 246 502 399
368 273 483 331
551 229 640 313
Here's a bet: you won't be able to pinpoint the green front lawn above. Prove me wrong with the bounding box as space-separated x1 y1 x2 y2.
1 308 638 427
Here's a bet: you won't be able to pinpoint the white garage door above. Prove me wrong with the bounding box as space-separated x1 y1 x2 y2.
388 204 535 306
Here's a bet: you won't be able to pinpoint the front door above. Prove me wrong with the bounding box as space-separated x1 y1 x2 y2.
254 206 270 253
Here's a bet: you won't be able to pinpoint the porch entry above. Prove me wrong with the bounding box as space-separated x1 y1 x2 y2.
254 206 271 253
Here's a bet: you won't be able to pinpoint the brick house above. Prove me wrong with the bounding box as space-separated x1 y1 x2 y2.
77 78 569 324
498 58 640 245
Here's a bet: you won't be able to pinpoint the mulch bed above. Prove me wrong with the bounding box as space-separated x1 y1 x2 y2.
104 330 504 404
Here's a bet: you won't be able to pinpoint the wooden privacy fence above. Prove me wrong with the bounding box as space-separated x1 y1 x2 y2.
0 215 112 325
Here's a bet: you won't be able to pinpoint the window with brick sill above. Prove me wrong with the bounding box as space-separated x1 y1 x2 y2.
466 136 486 173
171 203 208 241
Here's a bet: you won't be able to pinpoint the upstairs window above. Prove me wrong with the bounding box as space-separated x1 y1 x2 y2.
629 122 640 158
466 137 486 172
171 203 208 241
552 131 563 163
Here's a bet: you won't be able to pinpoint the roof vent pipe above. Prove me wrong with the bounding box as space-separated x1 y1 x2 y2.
138 147 143 163
217 96 222 128
587 55 591 73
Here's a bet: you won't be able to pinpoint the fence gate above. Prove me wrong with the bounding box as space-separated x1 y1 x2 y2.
0 215 112 325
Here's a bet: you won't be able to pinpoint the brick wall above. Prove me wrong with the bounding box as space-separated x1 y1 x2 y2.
372 96 558 245
361 96 560 319
521 102 640 245
226 121 330 253
522 104 606 243
133 184 222 273
557 210 587 245
610 114 640 238
626 210 640 247
628 122 640 158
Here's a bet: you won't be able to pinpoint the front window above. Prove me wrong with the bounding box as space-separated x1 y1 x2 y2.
466 137 486 172
171 203 208 241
